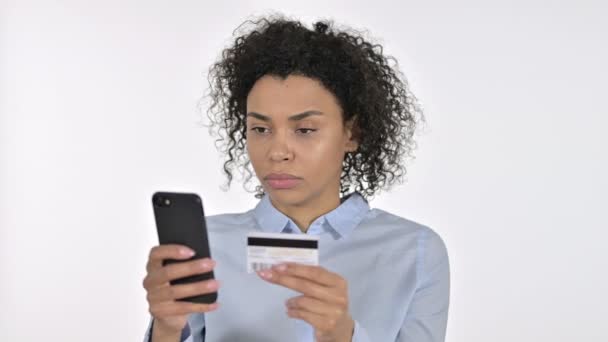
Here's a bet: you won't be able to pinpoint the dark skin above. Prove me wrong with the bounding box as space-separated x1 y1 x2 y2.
143 74 358 341
258 263 355 342
245 74 358 233
143 245 219 341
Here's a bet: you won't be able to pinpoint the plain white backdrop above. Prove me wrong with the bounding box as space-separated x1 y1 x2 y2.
1 0 606 341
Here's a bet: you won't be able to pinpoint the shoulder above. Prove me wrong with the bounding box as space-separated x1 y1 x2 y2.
365 207 449 261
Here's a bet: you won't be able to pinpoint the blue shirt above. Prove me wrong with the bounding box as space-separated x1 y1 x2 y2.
144 191 450 341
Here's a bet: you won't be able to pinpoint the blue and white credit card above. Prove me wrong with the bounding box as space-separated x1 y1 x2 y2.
247 231 319 273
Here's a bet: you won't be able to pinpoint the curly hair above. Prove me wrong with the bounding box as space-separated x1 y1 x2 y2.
199 13 425 200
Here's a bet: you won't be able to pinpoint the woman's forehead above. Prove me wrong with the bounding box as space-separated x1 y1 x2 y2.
246 74 341 118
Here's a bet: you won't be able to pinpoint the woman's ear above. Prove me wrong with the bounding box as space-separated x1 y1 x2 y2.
344 115 360 152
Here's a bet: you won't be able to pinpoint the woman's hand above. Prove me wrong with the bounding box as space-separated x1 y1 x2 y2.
257 263 354 342
143 244 220 335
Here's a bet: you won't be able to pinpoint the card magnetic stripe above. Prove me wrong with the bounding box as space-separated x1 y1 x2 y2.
247 237 318 249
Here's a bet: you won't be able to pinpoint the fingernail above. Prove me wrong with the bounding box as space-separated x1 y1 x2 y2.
199 260 210 269
274 264 287 272
258 270 272 279
206 280 217 289
183 248 195 257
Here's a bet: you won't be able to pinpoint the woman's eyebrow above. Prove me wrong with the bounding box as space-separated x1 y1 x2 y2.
246 110 323 122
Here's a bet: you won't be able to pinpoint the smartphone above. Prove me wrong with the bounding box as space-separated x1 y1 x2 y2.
152 191 217 304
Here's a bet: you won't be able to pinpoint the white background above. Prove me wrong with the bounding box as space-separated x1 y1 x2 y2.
1 1 606 341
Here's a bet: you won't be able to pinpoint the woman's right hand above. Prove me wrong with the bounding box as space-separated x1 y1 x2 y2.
143 244 220 335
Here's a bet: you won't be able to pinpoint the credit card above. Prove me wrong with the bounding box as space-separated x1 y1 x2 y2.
247 231 319 273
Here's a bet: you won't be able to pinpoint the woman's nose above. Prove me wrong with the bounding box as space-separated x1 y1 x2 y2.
268 131 293 161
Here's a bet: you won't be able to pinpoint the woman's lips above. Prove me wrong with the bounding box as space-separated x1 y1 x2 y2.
265 173 301 189
266 178 301 189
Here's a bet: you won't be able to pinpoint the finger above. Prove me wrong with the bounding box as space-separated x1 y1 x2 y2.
148 279 220 302
257 270 336 303
273 263 344 288
286 308 339 334
144 258 215 289
147 244 196 272
150 300 219 318
286 295 346 317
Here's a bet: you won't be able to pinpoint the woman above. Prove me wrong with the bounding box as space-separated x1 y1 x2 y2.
143 15 449 342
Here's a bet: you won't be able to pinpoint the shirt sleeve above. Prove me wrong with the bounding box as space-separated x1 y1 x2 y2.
397 227 450 342
143 314 205 342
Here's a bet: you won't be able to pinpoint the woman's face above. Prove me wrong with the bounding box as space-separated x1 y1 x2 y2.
245 74 358 207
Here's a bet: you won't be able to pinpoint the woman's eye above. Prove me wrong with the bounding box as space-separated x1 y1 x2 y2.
296 128 317 134
251 127 269 134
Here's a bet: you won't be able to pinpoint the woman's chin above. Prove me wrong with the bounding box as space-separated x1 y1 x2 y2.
266 188 311 206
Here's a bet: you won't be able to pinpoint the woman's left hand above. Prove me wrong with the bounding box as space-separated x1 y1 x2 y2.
257 263 354 342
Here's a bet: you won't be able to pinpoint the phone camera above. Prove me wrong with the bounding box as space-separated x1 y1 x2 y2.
154 195 172 207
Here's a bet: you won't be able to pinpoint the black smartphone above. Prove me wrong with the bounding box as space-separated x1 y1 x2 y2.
152 191 217 304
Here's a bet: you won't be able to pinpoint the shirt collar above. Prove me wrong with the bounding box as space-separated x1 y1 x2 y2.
253 191 370 239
